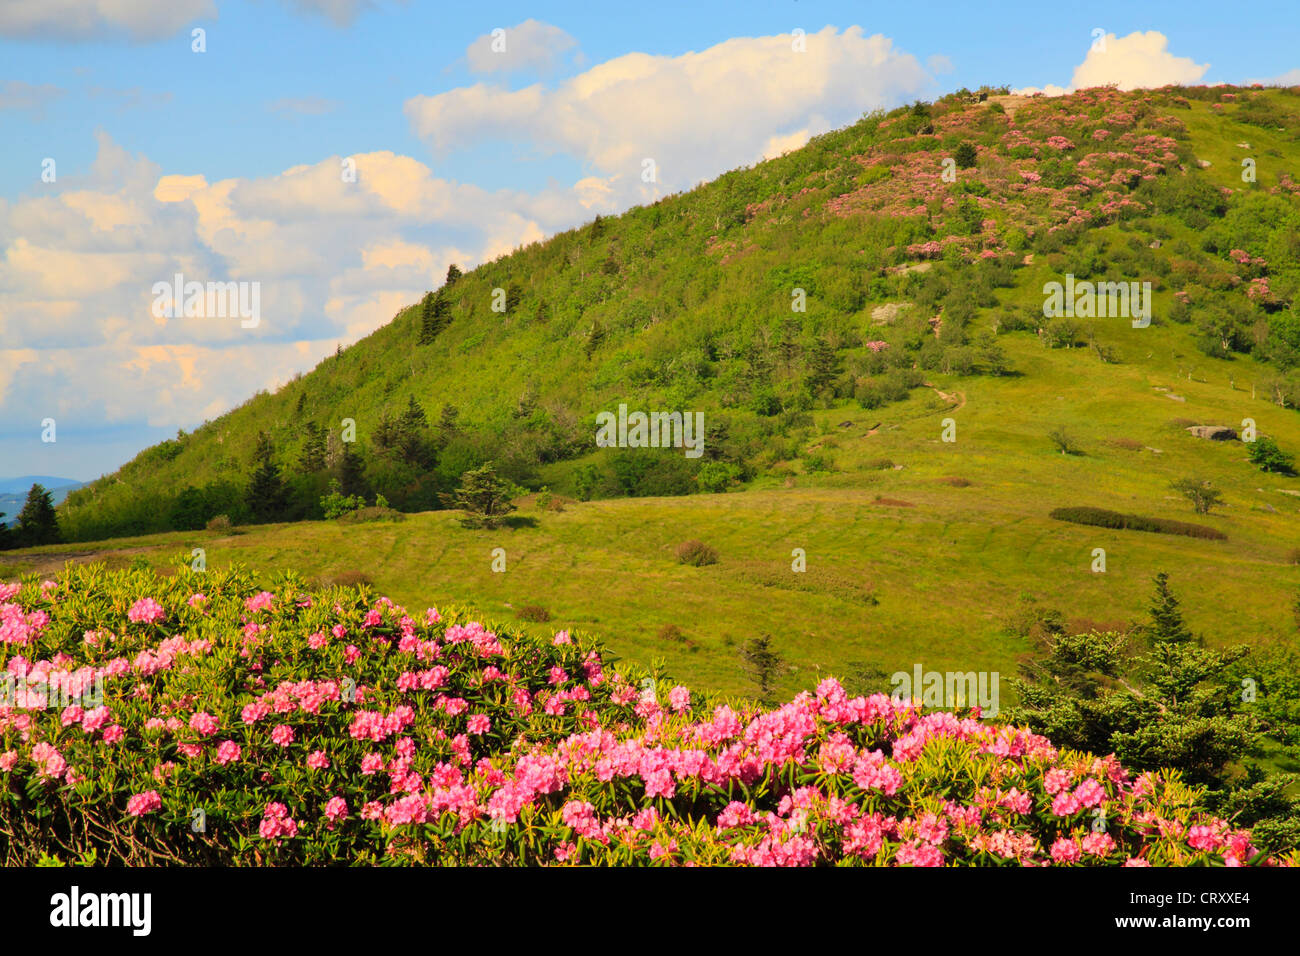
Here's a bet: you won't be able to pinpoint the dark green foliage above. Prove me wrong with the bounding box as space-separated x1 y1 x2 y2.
445 263 462 285
13 484 62 547
246 432 289 523
954 141 978 169
1007 575 1300 849
1049 506 1227 540
738 634 787 705
419 291 452 344
453 462 517 529
1247 436 1296 474
1145 572 1196 644
298 421 327 473
338 442 368 499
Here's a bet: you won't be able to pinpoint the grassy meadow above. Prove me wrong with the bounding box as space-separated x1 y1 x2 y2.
8 318 1298 699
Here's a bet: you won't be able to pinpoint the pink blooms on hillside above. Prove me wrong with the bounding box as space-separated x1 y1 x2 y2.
0 566 1291 868
127 598 166 624
126 790 161 816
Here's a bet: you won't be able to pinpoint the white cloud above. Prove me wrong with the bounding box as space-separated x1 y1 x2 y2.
0 0 214 41
408 26 933 207
2 25 940 476
1015 31 1209 96
1249 67 1300 86
466 19 580 74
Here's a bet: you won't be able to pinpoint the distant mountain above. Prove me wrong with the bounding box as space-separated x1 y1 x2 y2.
0 479 85 527
0 476 83 495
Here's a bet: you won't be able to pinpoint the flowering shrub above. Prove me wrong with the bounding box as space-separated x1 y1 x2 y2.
1 564 1291 867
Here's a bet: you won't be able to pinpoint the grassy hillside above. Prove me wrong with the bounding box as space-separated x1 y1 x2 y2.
52 84 1300 543
8 311 1300 700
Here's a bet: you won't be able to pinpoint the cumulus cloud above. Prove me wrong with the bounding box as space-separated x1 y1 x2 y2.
408 26 933 207
0 0 214 41
1249 67 1300 86
1072 31 1209 90
465 19 580 74
2 25 940 477
0 132 604 470
1015 31 1209 96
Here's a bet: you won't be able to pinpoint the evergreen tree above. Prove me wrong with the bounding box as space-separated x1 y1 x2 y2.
398 396 433 467
505 283 523 314
418 292 436 345
15 483 61 546
806 339 838 393
298 421 327 473
0 512 10 550
777 319 800 370
453 462 516 529
246 432 289 522
437 405 460 448
1147 572 1196 644
420 291 451 343
295 392 307 416
739 634 787 705
445 263 462 286
339 442 368 498
433 289 451 331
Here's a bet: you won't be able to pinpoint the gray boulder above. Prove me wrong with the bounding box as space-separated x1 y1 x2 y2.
1186 425 1237 441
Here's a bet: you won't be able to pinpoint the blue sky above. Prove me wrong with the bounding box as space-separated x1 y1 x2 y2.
1 0 1297 481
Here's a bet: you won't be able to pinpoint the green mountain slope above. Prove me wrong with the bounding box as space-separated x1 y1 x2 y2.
55 83 1300 542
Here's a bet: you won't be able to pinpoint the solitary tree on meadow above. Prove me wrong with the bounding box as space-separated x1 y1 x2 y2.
1170 477 1224 515
454 462 516 529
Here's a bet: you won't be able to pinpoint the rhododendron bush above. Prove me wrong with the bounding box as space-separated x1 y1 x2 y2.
1 564 1291 867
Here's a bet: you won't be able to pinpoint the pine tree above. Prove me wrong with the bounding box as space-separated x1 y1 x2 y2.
505 283 523 314
453 462 516 529
778 319 800 370
398 396 433 467
807 339 838 393
437 405 460 448
445 263 462 286
739 634 787 705
15 483 61 547
0 512 10 550
1147 572 1196 644
246 432 289 522
339 442 368 498
298 421 327 472
432 289 451 332
418 292 436 345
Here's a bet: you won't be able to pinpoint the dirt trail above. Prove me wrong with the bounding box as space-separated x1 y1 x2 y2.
1 545 159 577
923 383 967 411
